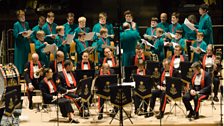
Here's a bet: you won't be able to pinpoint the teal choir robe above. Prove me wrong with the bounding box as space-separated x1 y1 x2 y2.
63 22 78 37
151 37 165 61
120 29 141 66
55 35 70 59
197 13 213 44
168 23 182 34
92 23 114 41
192 40 207 62
145 27 157 43
34 39 50 67
74 26 91 39
157 22 169 32
182 24 197 40
13 21 31 74
74 39 89 61
42 22 57 44
170 38 186 54
31 25 43 42
92 37 111 64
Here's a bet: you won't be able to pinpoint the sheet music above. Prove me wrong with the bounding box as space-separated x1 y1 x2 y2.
119 82 136 88
46 34 58 38
43 43 58 53
141 39 155 48
172 42 179 48
66 33 75 44
84 32 95 41
184 18 196 31
190 46 205 54
19 30 33 38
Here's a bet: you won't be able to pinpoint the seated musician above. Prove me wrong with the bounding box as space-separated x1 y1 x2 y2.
169 45 185 77
182 62 211 119
39 68 79 123
145 58 172 119
134 63 148 115
202 44 219 101
132 44 149 66
96 63 116 120
76 51 94 70
57 60 88 117
101 47 117 67
24 53 44 109
49 51 65 74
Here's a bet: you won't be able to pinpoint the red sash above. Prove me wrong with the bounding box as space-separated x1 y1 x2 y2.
192 70 205 88
48 23 52 33
54 60 64 72
81 61 90 70
62 69 76 87
202 54 216 69
103 57 116 67
100 69 111 75
137 69 146 75
30 61 41 79
43 77 57 93
134 54 145 66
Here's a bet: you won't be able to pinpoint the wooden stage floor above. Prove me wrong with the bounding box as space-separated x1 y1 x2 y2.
15 95 223 126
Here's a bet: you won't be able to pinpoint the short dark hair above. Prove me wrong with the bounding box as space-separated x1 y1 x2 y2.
64 60 72 68
200 4 209 11
191 62 201 69
171 12 180 19
124 10 132 16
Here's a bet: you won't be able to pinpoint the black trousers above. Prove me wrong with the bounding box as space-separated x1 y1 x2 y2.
54 98 74 117
134 95 149 112
150 90 167 113
182 92 208 113
213 77 220 97
64 93 82 112
27 78 40 106
98 97 118 114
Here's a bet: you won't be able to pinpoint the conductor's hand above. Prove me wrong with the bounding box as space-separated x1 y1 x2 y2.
190 89 196 96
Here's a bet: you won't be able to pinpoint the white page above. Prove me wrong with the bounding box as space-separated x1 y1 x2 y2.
184 18 196 31
66 33 75 44
43 43 58 53
84 32 95 41
141 39 155 48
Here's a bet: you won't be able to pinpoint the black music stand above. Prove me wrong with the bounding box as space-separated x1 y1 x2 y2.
180 62 193 83
132 74 153 115
77 77 93 118
95 74 118 116
74 69 95 84
165 77 186 119
109 85 133 124
146 61 162 88
123 66 137 82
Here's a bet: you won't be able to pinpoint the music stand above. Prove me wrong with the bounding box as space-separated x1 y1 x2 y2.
109 85 133 124
110 67 120 75
180 62 193 83
132 74 153 115
123 66 137 82
77 77 93 118
74 69 95 84
165 77 186 119
146 61 162 89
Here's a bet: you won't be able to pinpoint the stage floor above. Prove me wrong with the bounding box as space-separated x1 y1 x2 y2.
17 95 223 126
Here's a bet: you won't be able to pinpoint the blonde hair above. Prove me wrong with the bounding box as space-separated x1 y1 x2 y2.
36 30 45 37
78 16 86 22
47 11 54 18
56 25 64 33
99 12 107 19
100 28 108 35
16 10 25 17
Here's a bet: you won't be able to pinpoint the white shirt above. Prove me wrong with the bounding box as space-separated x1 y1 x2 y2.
33 66 40 78
163 72 170 84
66 72 74 84
174 58 181 68
194 74 202 86
205 57 213 68
57 63 63 72
83 64 89 70
107 60 113 67
47 81 55 93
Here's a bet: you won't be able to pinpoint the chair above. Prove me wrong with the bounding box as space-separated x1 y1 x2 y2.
28 43 36 61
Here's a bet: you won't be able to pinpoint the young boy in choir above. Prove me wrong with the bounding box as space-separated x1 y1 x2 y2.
192 32 207 62
75 32 90 61
63 12 78 37
34 30 50 67
169 12 182 34
31 16 46 42
42 11 57 44
92 12 114 40
92 28 111 65
55 25 70 59
74 16 91 39
170 30 186 55
121 10 138 31
144 17 158 44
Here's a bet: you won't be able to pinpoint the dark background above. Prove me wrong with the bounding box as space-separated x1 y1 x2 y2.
0 0 222 43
